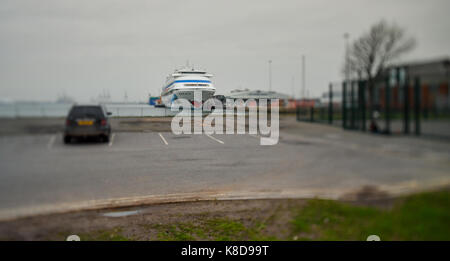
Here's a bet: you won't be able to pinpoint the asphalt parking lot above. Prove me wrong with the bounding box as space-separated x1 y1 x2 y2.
0 117 449 220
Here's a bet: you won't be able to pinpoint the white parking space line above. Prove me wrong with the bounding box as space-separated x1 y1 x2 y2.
47 135 56 149
158 133 168 145
205 134 224 144
109 133 115 147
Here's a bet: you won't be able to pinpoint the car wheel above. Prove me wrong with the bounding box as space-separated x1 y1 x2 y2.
102 135 110 143
64 135 71 144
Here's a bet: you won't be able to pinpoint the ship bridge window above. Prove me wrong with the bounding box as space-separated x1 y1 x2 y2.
180 71 206 74
184 83 209 87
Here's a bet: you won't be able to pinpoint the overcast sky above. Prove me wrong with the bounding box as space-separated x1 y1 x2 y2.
1 0 449 102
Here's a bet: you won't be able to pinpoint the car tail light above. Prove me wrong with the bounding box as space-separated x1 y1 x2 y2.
66 119 71 126
101 119 107 126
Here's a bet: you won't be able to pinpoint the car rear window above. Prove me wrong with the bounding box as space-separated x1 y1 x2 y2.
69 106 104 118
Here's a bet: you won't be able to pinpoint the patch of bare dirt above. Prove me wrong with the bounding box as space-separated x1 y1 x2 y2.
0 199 304 241
339 185 394 209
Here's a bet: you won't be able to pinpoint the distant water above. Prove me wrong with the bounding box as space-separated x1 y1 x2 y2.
0 102 176 118
0 102 239 118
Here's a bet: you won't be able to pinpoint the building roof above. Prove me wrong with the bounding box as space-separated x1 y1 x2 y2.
388 56 450 69
226 89 291 99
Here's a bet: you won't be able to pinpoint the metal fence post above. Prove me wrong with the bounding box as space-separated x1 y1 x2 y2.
319 107 323 121
351 81 356 129
354 81 360 129
328 83 333 124
414 77 421 136
404 67 410 134
310 106 314 122
385 75 391 134
396 66 401 112
359 80 366 132
342 81 347 129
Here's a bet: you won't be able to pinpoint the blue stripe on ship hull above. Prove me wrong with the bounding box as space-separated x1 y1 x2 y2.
163 80 211 90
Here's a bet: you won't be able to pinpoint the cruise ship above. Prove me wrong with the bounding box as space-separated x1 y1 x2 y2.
160 65 216 107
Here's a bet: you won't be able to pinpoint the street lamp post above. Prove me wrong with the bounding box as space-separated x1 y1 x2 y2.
343 33 350 128
344 33 350 84
301 55 305 99
268 60 272 92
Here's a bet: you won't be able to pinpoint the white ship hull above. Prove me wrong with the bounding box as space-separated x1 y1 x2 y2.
161 88 216 107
